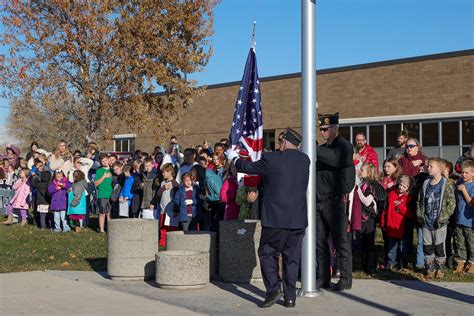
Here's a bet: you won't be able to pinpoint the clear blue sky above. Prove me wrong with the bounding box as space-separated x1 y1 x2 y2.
1 0 473 141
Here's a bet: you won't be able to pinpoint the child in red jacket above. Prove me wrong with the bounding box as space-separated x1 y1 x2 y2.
385 175 413 270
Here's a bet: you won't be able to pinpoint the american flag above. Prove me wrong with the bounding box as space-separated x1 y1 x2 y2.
229 48 263 187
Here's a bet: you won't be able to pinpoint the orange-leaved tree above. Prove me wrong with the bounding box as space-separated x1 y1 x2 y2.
1 0 218 147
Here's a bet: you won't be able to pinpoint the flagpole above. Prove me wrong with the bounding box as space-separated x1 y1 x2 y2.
299 0 320 297
251 21 256 50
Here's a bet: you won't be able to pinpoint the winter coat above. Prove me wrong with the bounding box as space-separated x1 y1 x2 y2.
32 172 52 205
68 158 94 183
416 177 456 228
130 172 143 215
70 180 88 207
48 178 71 210
134 169 159 209
220 176 239 220
1 145 20 168
48 154 73 175
383 190 412 239
67 190 86 215
381 176 397 191
348 185 362 232
358 144 379 172
174 185 201 222
150 179 179 212
119 175 135 205
400 153 427 178
10 178 31 209
204 168 223 202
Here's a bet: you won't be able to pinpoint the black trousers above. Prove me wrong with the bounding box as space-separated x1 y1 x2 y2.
316 196 352 284
359 217 377 273
259 227 305 301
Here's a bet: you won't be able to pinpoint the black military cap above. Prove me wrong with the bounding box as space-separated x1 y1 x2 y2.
318 112 339 126
282 127 302 146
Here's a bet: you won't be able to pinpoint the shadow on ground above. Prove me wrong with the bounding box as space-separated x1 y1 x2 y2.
389 280 474 305
86 257 107 272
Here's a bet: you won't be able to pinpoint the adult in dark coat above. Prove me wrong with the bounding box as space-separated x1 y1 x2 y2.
316 113 355 291
227 128 310 308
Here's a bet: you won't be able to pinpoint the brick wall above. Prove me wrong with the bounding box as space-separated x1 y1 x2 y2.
104 52 474 152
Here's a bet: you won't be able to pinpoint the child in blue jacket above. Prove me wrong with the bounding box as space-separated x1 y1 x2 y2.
174 172 201 231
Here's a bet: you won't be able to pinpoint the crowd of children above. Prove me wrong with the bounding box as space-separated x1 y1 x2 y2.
0 136 473 280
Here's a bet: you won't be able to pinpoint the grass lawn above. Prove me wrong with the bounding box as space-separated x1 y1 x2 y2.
1 216 473 282
0 216 107 273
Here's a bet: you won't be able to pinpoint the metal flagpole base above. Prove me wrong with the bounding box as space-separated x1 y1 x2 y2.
297 288 323 298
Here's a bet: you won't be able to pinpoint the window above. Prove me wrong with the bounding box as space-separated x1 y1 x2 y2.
404 122 420 141
442 121 459 145
369 125 384 147
339 126 350 141
263 129 275 151
462 120 474 145
114 135 136 152
422 122 438 146
386 123 401 147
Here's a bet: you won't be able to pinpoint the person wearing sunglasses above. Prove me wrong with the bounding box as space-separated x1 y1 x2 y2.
399 137 428 270
316 112 355 292
399 138 427 178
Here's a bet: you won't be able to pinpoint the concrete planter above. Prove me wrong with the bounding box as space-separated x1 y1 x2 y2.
219 220 262 283
166 231 217 279
107 219 158 281
155 251 209 289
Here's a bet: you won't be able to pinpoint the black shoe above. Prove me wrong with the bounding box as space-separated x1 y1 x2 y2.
316 279 330 289
259 289 283 308
332 280 352 291
284 299 296 308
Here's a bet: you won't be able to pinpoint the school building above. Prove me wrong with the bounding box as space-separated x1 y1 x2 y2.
108 49 474 166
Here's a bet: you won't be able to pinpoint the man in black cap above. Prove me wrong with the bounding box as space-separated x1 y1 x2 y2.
227 127 310 308
316 112 355 291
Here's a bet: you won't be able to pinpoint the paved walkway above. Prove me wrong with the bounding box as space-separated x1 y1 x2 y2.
1 270 473 315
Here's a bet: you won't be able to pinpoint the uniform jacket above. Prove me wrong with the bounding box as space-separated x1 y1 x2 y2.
316 135 356 200
11 178 31 209
48 178 71 210
235 149 310 229
416 177 455 228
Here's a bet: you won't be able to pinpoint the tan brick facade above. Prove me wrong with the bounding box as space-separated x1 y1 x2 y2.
106 50 474 152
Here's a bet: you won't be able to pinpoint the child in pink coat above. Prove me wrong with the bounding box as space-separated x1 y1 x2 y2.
3 168 30 226
221 163 239 220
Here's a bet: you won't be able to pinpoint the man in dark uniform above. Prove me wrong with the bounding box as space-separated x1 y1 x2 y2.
316 113 355 291
227 128 310 308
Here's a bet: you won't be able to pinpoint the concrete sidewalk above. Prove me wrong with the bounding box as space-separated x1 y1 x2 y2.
1 270 473 315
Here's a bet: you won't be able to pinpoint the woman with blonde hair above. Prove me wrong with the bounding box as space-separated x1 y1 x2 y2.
48 140 73 175
356 162 387 275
